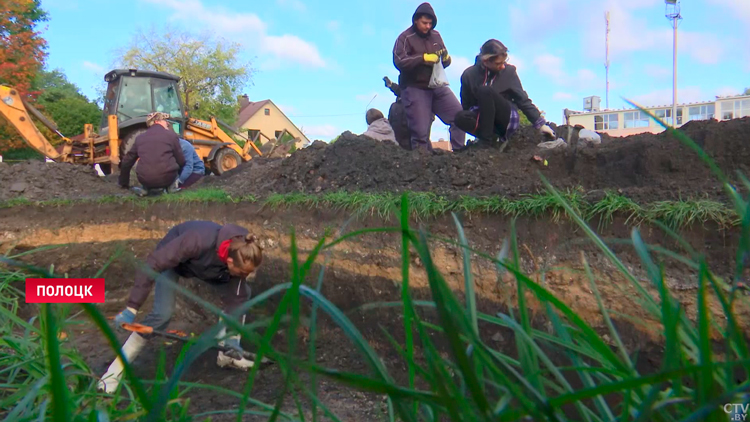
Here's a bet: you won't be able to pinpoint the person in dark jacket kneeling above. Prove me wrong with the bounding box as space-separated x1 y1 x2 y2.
98 220 264 393
118 112 186 194
455 39 557 150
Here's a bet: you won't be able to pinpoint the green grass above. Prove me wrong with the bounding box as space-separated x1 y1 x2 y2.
2 108 750 420
0 187 256 209
3 185 737 231
1 183 739 230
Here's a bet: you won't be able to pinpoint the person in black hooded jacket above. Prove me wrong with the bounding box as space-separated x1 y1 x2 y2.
455 39 557 150
392 2 465 151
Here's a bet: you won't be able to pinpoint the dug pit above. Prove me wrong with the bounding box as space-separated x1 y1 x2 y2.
2 200 748 420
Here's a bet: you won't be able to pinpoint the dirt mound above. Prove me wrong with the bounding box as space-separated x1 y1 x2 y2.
203 117 750 203
0 160 124 202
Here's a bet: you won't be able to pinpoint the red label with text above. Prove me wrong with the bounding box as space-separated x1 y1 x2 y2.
25 278 105 303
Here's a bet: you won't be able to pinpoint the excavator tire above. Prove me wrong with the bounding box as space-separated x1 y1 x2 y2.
210 147 242 176
118 127 147 186
119 127 147 161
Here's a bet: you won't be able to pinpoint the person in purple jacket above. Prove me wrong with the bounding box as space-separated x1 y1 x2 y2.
392 2 465 152
455 39 557 151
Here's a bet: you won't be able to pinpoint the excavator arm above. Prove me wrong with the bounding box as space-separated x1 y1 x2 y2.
0 85 64 160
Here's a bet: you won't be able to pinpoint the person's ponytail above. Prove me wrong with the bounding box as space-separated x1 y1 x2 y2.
228 234 263 268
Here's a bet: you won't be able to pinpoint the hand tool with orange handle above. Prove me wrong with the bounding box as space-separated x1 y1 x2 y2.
120 323 273 365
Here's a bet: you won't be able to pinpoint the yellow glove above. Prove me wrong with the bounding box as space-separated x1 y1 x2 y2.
435 49 450 62
423 53 439 64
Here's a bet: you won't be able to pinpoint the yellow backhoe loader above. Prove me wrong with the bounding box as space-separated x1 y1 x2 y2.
0 68 262 175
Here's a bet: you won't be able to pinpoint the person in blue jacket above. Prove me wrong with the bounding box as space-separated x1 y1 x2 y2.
177 138 206 188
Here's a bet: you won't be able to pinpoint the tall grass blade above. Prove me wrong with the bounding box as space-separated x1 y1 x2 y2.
399 193 418 420
411 229 493 420
697 259 719 421
41 303 69 422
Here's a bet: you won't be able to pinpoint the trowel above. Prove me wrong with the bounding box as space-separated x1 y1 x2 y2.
120 322 273 365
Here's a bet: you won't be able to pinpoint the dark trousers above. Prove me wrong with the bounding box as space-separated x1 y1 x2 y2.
179 173 203 188
140 269 251 334
401 86 465 151
455 86 512 142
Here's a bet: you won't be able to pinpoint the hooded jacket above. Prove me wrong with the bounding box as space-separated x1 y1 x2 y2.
362 118 398 144
459 57 546 128
118 124 186 189
126 220 249 310
392 3 452 89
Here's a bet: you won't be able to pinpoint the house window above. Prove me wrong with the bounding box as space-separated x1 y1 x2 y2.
623 111 649 128
654 108 683 126
274 130 283 140
687 104 714 122
720 100 750 120
594 113 618 130
264 108 270 116
248 129 261 142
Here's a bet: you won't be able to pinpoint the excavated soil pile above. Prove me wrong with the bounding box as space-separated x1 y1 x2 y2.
205 117 750 203
0 160 123 202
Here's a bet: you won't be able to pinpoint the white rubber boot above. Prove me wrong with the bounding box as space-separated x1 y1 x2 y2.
97 332 147 393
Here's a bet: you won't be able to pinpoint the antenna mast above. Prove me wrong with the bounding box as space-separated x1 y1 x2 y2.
605 11 610 110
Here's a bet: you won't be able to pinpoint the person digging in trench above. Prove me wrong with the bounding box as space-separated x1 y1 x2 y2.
455 39 557 151
392 2 466 152
98 220 263 393
118 112 186 196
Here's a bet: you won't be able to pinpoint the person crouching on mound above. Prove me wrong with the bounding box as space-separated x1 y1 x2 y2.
98 220 263 393
362 108 398 144
455 39 557 151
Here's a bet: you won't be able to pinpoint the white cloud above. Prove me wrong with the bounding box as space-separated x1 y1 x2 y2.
553 92 574 100
579 0 723 65
262 34 326 67
445 56 471 80
629 86 704 108
709 0 750 24
534 54 566 83
82 61 105 74
140 0 326 68
303 124 340 139
533 54 600 91
679 31 725 65
277 0 306 12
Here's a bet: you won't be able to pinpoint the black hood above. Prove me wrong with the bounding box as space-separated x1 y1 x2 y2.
412 2 437 30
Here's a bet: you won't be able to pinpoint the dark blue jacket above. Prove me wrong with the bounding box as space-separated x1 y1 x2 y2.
178 138 205 183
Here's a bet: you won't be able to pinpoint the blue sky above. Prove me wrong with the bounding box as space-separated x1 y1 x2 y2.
40 0 748 141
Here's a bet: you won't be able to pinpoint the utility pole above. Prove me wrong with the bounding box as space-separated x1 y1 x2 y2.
665 0 682 128
605 11 610 110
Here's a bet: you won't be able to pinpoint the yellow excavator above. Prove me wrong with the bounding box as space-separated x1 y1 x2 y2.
0 68 263 175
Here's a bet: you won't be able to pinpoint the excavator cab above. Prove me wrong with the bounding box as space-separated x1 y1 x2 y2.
100 69 187 158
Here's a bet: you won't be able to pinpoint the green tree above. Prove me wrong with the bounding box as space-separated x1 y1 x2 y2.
114 25 254 125
32 68 102 138
744 87 750 96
